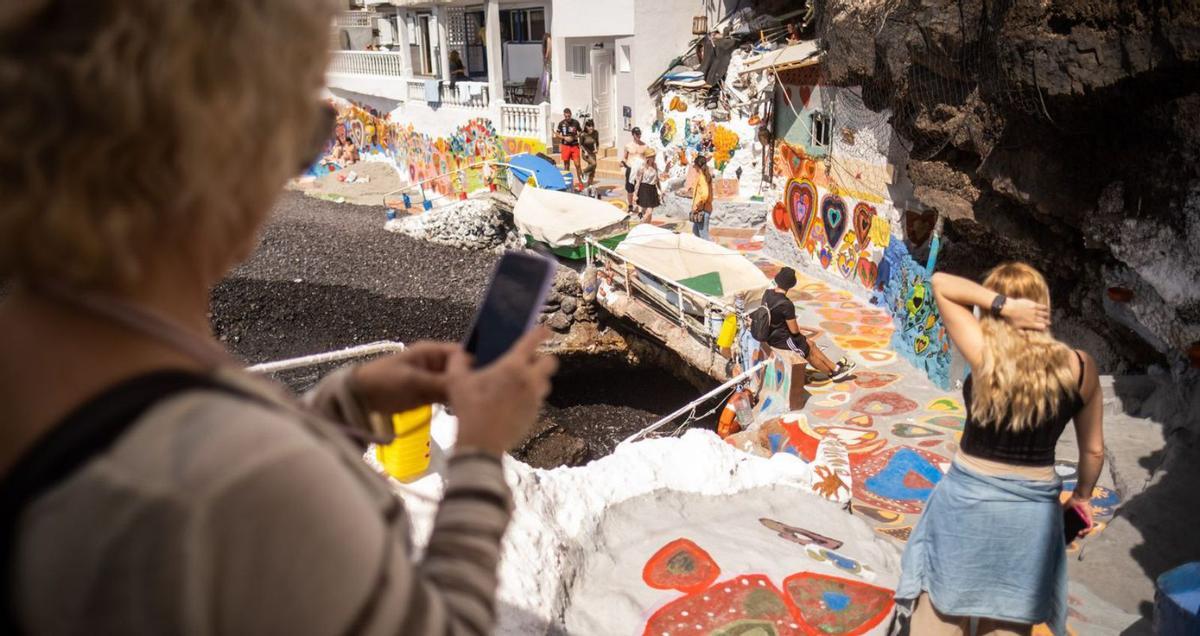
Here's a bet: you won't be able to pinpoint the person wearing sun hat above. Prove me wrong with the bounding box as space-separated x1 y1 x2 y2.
635 146 662 223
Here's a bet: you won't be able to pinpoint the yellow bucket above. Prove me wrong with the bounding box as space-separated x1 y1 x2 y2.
375 404 434 482
716 314 738 349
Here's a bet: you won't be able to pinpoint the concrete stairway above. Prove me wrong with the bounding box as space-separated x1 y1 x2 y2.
596 146 624 181
544 146 623 182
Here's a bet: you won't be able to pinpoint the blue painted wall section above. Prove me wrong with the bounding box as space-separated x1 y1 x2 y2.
872 239 952 390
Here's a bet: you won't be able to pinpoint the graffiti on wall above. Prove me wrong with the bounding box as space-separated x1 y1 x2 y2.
313 100 546 197
764 141 897 300
872 240 953 389
650 94 744 178
772 179 892 292
641 538 894 635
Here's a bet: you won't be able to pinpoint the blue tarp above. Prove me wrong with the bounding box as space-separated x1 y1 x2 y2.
1157 562 1200 634
507 153 568 191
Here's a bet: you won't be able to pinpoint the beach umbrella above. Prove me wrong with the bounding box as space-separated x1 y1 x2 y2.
507 153 568 191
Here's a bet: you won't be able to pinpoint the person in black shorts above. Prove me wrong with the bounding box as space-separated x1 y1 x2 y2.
762 267 856 381
621 127 647 212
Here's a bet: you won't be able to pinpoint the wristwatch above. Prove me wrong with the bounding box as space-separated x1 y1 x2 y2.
990 294 1007 318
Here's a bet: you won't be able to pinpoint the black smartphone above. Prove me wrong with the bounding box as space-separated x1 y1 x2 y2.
1063 503 1090 544
463 251 557 368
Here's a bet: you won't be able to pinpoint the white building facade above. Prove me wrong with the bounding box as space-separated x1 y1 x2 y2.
327 0 734 148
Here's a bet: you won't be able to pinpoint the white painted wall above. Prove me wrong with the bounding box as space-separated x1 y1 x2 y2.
613 35 637 147
551 0 634 37
556 37 610 118
630 1 701 137
503 42 543 84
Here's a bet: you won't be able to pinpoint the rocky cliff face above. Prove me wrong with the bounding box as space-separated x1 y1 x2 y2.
817 0 1200 371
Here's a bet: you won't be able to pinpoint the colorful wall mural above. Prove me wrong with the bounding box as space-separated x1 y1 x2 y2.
651 92 750 182
763 134 952 390
765 142 895 296
872 239 953 390
310 99 546 198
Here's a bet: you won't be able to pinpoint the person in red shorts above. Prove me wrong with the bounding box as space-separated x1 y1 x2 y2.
554 108 583 187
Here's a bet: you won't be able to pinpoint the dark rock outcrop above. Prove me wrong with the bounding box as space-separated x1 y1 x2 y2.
817 0 1200 371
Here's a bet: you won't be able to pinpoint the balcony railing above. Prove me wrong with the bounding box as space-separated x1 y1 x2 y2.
329 52 489 108
439 82 490 109
330 50 406 77
327 53 551 141
498 102 551 142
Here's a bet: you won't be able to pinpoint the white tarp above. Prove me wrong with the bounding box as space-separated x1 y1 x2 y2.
738 41 821 75
513 187 629 248
614 224 770 302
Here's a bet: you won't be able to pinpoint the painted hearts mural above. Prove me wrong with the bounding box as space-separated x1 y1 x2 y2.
821 194 849 248
853 203 876 250
785 178 818 249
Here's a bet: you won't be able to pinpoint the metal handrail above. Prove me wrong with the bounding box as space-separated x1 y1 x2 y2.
380 159 538 207
620 359 769 445
585 237 740 317
247 341 406 374
585 237 747 353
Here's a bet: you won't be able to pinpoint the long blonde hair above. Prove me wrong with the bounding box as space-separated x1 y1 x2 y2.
971 262 1078 431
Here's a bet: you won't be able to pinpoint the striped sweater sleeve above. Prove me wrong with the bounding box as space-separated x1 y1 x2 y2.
201 405 512 635
405 453 514 634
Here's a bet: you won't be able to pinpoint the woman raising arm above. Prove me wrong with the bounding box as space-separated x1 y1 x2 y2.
894 265 1104 636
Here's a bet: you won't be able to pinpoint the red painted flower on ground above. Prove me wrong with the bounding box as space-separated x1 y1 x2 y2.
642 538 721 595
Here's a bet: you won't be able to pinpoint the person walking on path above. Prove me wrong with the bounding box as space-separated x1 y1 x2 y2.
621 127 648 213
0 2 557 633
579 119 599 190
894 264 1104 636
554 108 583 187
691 155 714 239
636 147 662 224
761 267 855 381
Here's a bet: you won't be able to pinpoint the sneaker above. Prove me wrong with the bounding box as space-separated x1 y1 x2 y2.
830 359 856 382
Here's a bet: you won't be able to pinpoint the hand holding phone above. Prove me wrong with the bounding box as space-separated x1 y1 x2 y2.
463 251 557 368
1063 499 1094 544
447 326 557 455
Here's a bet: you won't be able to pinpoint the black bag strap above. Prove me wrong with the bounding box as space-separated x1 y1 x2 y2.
0 371 254 634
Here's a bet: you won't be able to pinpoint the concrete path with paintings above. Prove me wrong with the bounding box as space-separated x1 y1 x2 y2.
557 224 1139 635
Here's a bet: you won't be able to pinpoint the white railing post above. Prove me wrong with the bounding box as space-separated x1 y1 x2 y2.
676 283 686 325
538 101 552 146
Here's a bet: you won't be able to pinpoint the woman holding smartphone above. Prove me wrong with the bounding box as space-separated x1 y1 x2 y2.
0 1 556 633
894 263 1104 636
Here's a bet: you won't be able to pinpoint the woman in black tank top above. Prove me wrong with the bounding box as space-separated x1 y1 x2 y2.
894 263 1105 635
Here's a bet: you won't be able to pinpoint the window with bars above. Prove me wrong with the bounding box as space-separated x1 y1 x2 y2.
811 112 832 147
570 45 589 75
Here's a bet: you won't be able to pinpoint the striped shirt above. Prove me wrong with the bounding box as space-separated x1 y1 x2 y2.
13 366 512 635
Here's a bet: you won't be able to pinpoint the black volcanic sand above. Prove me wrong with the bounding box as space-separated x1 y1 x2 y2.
522 352 720 469
212 191 716 466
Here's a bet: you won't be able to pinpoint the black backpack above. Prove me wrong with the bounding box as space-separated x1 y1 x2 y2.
748 301 773 342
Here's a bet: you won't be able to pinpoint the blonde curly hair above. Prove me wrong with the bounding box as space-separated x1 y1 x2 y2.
972 262 1079 432
0 0 336 290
